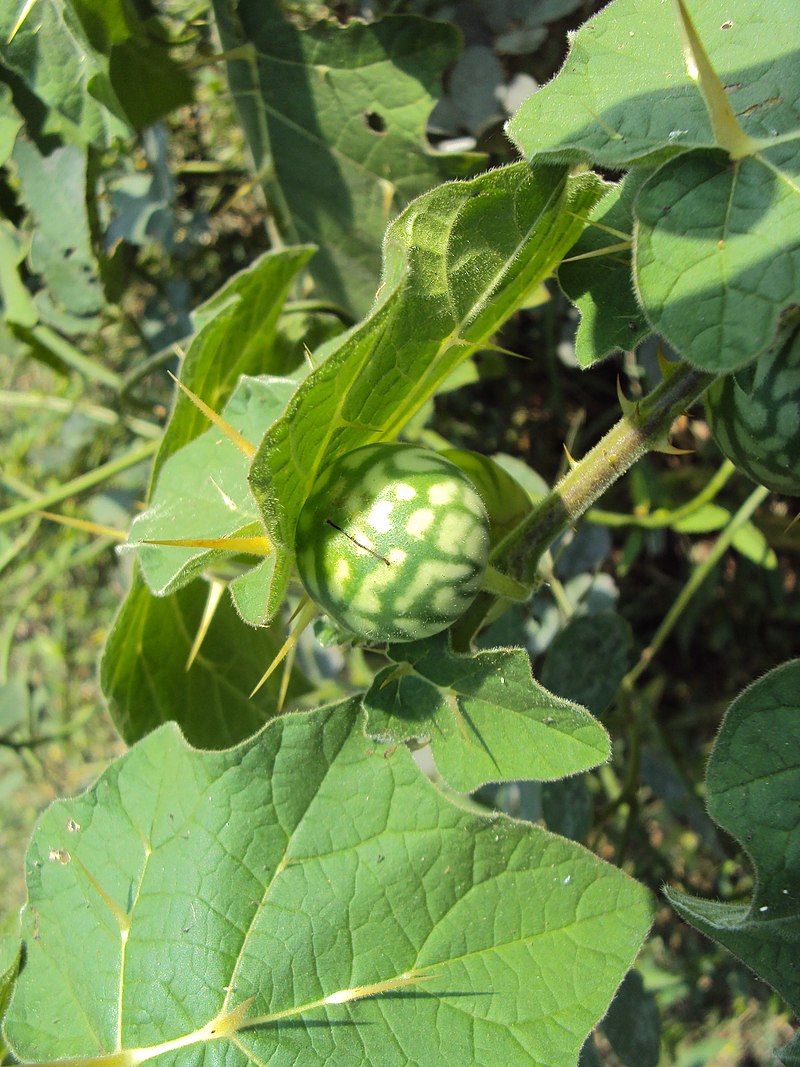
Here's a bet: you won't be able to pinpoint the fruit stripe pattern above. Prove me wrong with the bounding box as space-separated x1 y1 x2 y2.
295 443 491 641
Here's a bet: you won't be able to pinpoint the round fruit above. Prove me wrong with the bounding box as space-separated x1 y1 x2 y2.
705 324 800 496
294 443 491 642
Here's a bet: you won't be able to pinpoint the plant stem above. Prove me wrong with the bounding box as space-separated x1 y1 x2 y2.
0 440 158 529
0 390 162 439
27 323 124 390
623 482 771 690
588 459 736 529
493 361 715 583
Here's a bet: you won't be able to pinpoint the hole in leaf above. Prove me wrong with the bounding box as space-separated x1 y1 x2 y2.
363 111 386 133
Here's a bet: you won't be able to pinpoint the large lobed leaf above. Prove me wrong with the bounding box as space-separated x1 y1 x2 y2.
5 700 652 1066
212 0 483 317
506 0 799 170
508 0 800 372
666 659 800 1055
248 162 605 624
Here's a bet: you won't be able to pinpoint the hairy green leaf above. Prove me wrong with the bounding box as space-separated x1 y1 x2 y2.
634 148 800 372
249 162 605 624
364 634 610 792
666 660 800 1023
5 701 651 1065
506 0 800 170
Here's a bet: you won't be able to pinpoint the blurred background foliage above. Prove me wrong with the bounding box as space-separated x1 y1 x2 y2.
0 1 798 1063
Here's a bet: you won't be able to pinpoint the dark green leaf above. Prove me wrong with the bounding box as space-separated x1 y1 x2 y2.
213 0 484 316
541 776 593 842
540 612 632 718
635 149 800 373
558 172 651 366
107 36 193 130
100 572 306 747
601 969 660 1067
666 659 800 1019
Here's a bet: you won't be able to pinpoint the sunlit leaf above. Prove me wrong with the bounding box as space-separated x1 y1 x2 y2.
5 701 652 1065
364 634 610 792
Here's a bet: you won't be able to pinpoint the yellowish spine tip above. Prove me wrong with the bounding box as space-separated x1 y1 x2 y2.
186 579 226 671
39 511 129 542
142 536 272 556
168 370 257 460
250 599 318 699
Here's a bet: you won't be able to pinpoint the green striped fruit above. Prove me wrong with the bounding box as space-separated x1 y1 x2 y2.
705 323 800 496
294 443 491 642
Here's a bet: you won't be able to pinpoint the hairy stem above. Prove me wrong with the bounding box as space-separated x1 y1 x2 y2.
623 481 771 690
493 361 715 583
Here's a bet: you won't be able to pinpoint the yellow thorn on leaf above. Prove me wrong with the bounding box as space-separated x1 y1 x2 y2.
186 579 226 671
250 598 318 698
142 536 272 555
168 370 256 459
674 0 760 159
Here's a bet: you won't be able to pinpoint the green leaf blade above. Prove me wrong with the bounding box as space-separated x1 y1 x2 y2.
7 702 651 1066
213 2 483 317
634 149 800 372
665 659 800 1019
100 574 307 747
506 0 800 171
365 636 611 792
